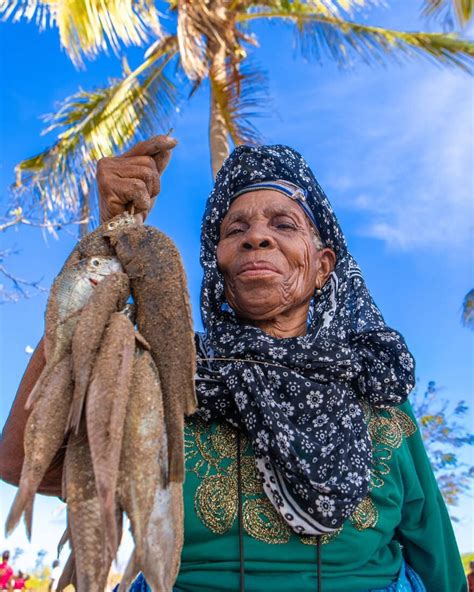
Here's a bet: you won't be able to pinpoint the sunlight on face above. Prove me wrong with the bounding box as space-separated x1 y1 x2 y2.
217 190 331 323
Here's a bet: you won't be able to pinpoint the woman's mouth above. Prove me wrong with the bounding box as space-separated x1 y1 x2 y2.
237 262 280 277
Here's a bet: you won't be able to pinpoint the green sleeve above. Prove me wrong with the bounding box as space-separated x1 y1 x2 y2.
395 402 467 592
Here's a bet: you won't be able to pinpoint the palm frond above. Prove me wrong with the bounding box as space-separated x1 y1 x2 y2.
0 0 162 67
15 36 179 224
238 6 474 71
210 62 269 147
232 0 375 18
177 0 209 80
422 0 473 28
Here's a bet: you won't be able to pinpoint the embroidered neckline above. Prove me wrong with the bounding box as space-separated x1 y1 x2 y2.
185 404 416 545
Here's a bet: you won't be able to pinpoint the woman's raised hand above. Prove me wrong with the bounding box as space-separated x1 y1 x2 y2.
97 135 178 223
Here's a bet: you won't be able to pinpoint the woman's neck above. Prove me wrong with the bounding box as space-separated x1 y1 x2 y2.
247 303 309 339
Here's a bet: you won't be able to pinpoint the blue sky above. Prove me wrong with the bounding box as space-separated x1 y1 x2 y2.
1 0 473 572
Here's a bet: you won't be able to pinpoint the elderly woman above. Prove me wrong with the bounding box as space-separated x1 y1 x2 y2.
0 137 465 592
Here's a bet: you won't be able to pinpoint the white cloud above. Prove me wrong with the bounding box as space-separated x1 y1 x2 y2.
325 70 474 250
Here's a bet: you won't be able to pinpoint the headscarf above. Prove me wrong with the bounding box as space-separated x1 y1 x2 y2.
195 145 415 535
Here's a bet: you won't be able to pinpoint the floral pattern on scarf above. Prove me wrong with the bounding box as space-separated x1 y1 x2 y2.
195 144 415 534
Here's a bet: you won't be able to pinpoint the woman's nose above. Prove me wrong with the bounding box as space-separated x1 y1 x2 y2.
241 224 274 250
242 239 270 250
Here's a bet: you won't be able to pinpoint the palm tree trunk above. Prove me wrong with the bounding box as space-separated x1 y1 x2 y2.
209 44 230 178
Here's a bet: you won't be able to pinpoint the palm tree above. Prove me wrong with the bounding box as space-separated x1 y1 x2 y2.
2 0 473 233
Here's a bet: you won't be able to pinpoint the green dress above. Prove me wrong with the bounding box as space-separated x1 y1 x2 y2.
174 401 466 592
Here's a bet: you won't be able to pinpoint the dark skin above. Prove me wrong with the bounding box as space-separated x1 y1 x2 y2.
0 136 335 493
217 190 335 338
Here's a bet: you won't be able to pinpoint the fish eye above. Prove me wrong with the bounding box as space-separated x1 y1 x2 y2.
91 259 100 267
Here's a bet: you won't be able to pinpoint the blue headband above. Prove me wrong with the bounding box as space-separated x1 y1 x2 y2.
231 180 319 230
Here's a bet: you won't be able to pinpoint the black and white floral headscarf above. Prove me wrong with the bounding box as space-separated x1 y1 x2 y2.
195 144 415 535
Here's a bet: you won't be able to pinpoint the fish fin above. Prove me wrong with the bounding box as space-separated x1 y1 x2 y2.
67 383 87 434
57 551 76 592
5 485 32 538
134 330 150 351
118 550 138 592
24 368 48 411
57 525 70 558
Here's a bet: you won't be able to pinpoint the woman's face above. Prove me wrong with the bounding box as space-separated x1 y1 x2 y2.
217 190 335 324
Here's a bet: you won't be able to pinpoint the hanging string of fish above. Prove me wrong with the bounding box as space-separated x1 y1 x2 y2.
4 213 197 592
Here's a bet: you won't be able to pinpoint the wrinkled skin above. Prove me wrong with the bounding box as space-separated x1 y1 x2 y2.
86 311 136 555
97 135 177 223
217 190 336 338
110 224 197 483
69 272 130 432
5 356 73 539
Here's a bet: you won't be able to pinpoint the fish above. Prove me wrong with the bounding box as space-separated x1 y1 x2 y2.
45 256 124 362
56 550 76 592
118 347 167 591
26 256 123 410
5 355 73 539
86 310 136 555
60 212 137 271
69 271 130 432
64 421 121 592
110 224 197 483
140 481 184 591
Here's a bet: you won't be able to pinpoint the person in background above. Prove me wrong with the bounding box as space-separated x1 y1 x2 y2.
0 551 13 592
49 560 60 592
467 561 474 592
12 571 26 590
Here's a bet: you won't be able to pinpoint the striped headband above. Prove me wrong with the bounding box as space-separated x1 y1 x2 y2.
231 180 319 230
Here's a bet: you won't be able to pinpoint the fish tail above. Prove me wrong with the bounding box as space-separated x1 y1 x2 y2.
57 525 70 558
24 497 34 541
57 551 76 592
117 550 138 592
5 485 34 539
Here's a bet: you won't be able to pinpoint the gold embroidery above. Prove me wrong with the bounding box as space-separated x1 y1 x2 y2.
349 496 379 531
299 528 343 546
242 498 292 544
186 404 417 544
195 473 237 534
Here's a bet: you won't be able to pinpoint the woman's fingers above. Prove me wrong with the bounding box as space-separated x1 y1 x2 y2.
101 176 152 219
97 135 178 223
116 163 161 198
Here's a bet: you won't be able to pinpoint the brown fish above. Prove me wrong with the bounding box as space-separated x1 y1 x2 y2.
110 224 197 483
118 347 166 577
60 212 137 271
69 271 130 432
56 550 76 592
27 256 123 410
64 422 120 592
119 483 184 592
86 311 136 555
5 356 73 539
140 482 184 591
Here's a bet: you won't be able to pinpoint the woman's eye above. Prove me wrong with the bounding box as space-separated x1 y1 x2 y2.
227 227 244 236
276 223 296 230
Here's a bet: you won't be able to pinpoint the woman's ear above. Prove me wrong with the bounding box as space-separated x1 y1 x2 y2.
316 248 336 289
